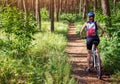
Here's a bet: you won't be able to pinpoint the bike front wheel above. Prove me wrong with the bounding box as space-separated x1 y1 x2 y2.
95 54 102 79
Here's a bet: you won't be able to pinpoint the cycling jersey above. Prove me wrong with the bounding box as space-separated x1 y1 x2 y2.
86 21 98 37
86 21 100 50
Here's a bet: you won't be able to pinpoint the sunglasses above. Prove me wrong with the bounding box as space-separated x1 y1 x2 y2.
88 16 94 18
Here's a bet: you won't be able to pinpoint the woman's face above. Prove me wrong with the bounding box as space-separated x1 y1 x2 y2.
88 16 94 21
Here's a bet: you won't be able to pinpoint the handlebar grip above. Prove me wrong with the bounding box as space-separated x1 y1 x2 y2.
79 36 86 39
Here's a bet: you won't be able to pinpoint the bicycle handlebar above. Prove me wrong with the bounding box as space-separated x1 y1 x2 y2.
79 36 86 39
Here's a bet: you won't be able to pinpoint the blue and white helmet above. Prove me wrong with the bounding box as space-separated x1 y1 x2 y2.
87 12 95 17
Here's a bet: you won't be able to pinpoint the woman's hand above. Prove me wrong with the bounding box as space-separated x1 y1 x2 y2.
99 30 105 37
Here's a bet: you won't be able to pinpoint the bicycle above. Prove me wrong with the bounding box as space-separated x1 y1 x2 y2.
80 37 102 79
91 41 102 79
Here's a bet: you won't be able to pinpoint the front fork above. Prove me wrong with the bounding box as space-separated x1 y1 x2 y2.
93 54 97 68
92 44 97 68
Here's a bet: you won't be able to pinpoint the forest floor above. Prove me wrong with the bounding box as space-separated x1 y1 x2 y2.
65 22 115 84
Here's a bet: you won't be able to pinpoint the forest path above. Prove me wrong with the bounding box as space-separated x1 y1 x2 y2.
65 22 112 84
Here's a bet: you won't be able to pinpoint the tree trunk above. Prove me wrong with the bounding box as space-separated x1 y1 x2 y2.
5 0 9 6
50 0 54 32
76 0 79 15
59 0 62 14
36 0 41 30
65 0 68 14
79 0 83 15
101 0 110 16
101 0 111 26
26 0 30 12
71 0 74 14
23 0 28 25
31 0 35 15
114 0 117 15
49 0 51 19
17 0 23 10
83 0 89 19
94 0 97 13
56 0 60 21
86 0 89 13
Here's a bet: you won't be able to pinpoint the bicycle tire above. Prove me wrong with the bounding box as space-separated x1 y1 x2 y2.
92 43 102 79
90 56 94 67
95 53 102 79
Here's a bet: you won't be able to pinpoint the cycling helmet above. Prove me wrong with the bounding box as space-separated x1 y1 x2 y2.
87 12 95 17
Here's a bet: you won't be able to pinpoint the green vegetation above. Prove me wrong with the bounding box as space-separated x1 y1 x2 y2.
60 13 82 23
97 4 120 77
0 0 120 83
75 3 120 80
0 7 76 83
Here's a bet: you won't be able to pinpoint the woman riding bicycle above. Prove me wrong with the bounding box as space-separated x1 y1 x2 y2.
80 12 105 72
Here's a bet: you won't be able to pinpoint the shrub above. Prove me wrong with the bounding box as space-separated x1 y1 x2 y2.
99 31 120 74
41 8 49 21
0 7 76 83
60 13 82 23
0 6 37 58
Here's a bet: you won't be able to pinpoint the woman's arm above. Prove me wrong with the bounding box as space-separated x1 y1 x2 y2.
96 22 105 36
80 22 87 37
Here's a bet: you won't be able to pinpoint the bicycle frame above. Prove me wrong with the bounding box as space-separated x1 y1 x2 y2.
92 44 97 68
80 37 102 79
91 42 102 79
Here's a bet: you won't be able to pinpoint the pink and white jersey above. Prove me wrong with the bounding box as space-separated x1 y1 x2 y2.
86 22 97 37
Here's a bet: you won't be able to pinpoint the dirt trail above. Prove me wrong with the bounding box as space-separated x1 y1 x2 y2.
66 23 112 84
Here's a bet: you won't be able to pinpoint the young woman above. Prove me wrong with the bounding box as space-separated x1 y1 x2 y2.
80 12 105 72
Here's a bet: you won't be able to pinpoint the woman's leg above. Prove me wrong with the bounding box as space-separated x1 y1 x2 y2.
86 38 92 72
87 50 92 69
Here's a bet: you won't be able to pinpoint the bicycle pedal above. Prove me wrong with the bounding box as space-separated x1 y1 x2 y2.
94 65 97 68
85 67 91 73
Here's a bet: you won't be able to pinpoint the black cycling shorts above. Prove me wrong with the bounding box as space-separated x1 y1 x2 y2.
86 37 100 50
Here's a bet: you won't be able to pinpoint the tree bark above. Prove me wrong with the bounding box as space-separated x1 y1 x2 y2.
65 0 68 14
23 0 28 24
101 0 111 26
36 0 41 30
76 0 79 15
59 0 62 14
101 0 110 16
94 0 97 13
56 0 60 21
5 0 9 6
83 0 89 19
17 0 23 10
79 0 83 15
49 0 51 19
50 0 54 32
114 0 117 15
31 0 35 15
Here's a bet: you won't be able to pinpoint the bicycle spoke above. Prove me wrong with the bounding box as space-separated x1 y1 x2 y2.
96 54 102 79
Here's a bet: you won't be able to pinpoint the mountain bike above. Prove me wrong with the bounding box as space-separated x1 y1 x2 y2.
80 37 102 79
91 41 102 79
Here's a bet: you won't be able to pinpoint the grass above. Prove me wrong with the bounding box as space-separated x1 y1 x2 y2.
0 21 76 84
